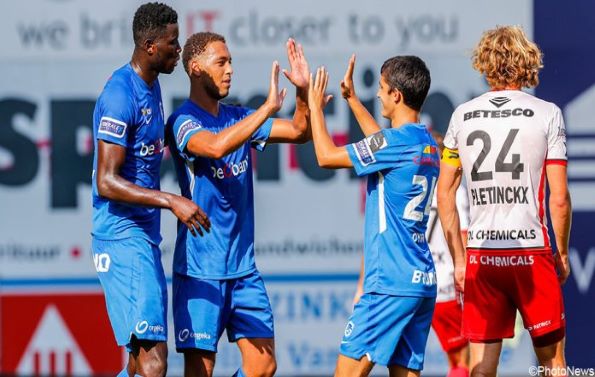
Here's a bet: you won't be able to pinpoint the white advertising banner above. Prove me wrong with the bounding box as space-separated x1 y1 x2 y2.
0 0 537 375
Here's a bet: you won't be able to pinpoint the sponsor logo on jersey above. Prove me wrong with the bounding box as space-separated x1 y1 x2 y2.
467 229 537 241
178 329 211 342
211 155 249 179
98 117 127 138
135 320 164 335
411 270 437 285
141 108 152 124
178 329 190 342
140 138 164 157
470 186 529 205
489 96 511 108
176 119 202 146
353 139 375 166
135 321 148 334
368 132 387 153
527 320 551 332
463 108 534 121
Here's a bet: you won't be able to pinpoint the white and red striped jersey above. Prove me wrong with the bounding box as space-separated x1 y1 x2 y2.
444 90 567 251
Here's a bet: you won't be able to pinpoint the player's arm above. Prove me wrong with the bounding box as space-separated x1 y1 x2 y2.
341 54 381 137
267 38 311 144
96 140 210 236
352 254 364 307
308 67 352 169
546 163 572 284
437 151 465 292
186 61 286 159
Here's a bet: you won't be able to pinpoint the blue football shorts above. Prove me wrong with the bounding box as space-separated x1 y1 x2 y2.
173 270 274 352
340 293 435 369
92 237 168 351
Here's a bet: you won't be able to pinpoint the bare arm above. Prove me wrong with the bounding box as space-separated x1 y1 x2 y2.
341 54 381 137
186 61 286 159
546 163 572 284
96 140 210 236
437 162 465 292
308 67 352 169
353 254 364 307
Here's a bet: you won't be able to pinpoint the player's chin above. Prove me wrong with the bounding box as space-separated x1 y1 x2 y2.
161 64 176 74
219 88 230 98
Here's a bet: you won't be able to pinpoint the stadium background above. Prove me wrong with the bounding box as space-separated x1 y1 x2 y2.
0 0 593 375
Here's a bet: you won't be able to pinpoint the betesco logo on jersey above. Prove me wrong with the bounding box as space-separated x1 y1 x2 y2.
211 155 249 179
139 138 164 157
463 108 535 121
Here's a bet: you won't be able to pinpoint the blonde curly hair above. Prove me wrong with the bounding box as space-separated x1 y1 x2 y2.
472 25 543 89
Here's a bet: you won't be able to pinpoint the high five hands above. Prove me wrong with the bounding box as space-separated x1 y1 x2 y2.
308 66 333 111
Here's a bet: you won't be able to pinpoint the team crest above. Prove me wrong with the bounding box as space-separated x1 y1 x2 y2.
344 321 355 337
141 108 153 124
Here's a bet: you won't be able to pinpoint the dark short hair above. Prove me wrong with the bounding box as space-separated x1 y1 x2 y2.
132 2 178 46
380 56 431 111
182 32 227 74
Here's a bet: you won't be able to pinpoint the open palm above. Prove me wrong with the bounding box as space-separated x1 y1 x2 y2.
283 38 310 89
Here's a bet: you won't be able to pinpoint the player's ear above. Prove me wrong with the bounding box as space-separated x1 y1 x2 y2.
144 38 156 55
189 59 202 78
392 88 402 105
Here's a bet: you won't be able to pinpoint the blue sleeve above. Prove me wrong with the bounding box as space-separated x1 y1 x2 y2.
347 130 406 176
172 115 205 161
96 85 135 147
237 108 273 152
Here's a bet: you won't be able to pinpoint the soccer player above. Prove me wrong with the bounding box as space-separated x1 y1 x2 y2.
351 134 470 377
92 3 210 377
308 55 439 376
437 26 571 376
427 131 470 377
166 33 310 377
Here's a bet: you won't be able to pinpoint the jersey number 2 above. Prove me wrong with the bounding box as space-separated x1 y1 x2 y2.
403 175 437 221
467 129 524 182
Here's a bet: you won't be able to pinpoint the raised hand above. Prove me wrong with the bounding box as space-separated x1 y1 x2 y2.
265 61 287 114
169 195 210 237
340 54 356 99
308 66 333 110
282 38 310 89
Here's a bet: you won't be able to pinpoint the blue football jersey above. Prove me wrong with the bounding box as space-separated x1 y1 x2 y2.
347 124 440 297
92 64 165 245
166 100 273 279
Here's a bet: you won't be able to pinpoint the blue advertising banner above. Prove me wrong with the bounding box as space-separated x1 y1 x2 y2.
535 0 595 367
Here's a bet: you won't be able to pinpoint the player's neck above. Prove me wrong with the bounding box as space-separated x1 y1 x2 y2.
130 53 158 86
490 85 521 91
189 87 219 116
390 108 420 129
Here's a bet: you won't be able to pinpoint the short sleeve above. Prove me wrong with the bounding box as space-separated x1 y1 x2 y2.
347 130 405 176
546 105 567 164
443 111 459 150
172 115 204 161
243 108 273 152
96 88 135 147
